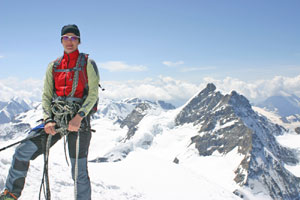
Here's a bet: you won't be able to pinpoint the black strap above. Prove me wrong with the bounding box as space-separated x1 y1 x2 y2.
53 66 84 72
53 56 63 68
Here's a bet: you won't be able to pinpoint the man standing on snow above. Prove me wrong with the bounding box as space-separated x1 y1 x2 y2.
0 24 99 200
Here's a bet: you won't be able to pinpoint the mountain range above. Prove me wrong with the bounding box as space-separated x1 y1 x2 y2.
1 84 300 199
256 94 300 124
0 97 31 124
174 84 300 199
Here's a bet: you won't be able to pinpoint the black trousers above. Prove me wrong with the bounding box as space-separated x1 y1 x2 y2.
5 117 92 199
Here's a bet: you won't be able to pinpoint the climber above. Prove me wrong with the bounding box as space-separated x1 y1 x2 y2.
0 24 99 200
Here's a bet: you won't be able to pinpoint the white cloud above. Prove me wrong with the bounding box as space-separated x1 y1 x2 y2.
100 76 201 106
0 55 4 59
0 76 200 106
99 61 148 72
1 74 300 107
203 75 300 103
180 66 216 72
0 77 43 102
162 61 184 67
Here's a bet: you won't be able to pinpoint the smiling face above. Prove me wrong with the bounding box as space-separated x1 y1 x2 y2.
61 33 80 54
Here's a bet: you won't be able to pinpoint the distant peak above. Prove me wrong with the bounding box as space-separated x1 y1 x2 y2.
205 83 216 92
229 90 239 99
198 83 216 96
228 90 251 109
124 98 142 104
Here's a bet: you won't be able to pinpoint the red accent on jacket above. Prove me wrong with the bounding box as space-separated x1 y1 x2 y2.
53 50 86 98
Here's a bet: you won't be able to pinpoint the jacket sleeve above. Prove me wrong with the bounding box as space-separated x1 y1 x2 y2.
78 59 100 117
42 62 55 121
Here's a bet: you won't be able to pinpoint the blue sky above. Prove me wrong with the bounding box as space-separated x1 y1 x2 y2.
1 0 299 82
1 0 300 105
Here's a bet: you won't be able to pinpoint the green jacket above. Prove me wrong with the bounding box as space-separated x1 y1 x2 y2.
42 58 100 121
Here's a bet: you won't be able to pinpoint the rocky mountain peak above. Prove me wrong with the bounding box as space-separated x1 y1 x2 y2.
228 91 250 108
175 83 300 199
200 83 216 94
175 83 223 126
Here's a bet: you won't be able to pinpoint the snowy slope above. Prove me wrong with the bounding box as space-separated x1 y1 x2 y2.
255 94 300 127
253 106 300 130
89 105 241 199
0 98 240 200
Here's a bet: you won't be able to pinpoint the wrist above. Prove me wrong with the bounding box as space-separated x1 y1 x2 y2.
44 118 56 125
77 111 85 119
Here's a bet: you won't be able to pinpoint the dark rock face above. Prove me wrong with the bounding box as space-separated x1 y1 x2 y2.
120 103 151 141
175 83 300 200
175 83 222 126
157 100 176 110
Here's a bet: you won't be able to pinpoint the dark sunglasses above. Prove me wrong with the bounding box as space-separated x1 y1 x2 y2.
61 35 80 41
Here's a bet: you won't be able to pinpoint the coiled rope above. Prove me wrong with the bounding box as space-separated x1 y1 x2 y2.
39 100 81 200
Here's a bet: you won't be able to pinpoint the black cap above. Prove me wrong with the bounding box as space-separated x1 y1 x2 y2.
61 24 80 37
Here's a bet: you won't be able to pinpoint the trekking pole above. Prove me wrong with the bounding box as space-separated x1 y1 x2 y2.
0 131 44 152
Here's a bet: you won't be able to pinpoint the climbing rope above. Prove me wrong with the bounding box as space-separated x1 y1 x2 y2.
39 99 82 200
74 131 80 200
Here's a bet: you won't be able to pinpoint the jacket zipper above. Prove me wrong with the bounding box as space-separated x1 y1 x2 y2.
63 54 70 96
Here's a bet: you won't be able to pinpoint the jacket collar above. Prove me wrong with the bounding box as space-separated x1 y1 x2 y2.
63 49 79 62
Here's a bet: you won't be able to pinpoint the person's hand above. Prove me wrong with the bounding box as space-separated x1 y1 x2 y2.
44 122 57 135
68 114 83 132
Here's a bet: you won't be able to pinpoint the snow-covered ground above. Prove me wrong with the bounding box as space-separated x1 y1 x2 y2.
1 103 300 199
0 107 243 200
276 133 300 178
